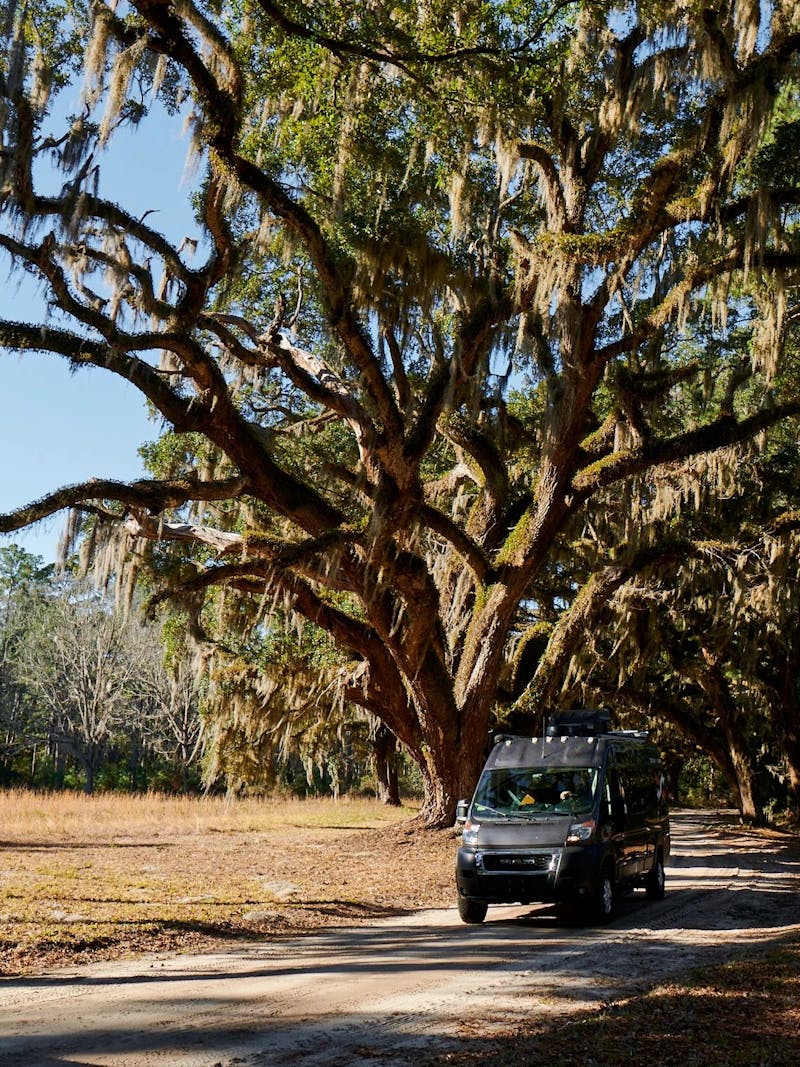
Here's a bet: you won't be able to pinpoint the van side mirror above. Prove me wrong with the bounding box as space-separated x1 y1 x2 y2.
455 799 469 825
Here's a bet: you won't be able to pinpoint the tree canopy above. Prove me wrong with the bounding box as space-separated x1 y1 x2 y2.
2 1 800 824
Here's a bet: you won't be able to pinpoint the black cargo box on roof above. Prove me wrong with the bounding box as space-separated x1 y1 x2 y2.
546 708 611 737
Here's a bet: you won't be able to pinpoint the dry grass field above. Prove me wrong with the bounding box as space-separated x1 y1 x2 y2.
0 789 456 976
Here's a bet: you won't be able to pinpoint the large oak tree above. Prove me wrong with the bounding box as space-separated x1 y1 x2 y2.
2 1 800 823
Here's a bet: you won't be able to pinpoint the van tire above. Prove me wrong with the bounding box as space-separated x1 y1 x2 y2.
646 851 666 900
591 864 615 923
458 896 488 924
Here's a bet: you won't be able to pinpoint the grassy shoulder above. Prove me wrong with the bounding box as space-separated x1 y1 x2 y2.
0 789 456 975
434 932 800 1066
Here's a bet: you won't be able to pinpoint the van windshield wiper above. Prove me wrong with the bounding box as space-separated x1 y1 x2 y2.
472 803 512 820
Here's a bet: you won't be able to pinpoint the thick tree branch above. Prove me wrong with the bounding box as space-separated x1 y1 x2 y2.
571 401 800 500
419 504 492 584
322 461 491 581
0 320 197 428
124 510 364 593
438 412 509 507
516 142 567 228
0 475 248 534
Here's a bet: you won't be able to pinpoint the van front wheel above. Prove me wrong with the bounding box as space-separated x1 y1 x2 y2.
591 866 615 923
458 896 488 924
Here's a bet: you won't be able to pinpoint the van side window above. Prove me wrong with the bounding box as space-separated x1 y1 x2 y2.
624 767 651 820
605 766 626 823
612 747 663 821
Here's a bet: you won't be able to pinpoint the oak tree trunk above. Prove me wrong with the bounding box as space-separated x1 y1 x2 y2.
699 650 763 824
372 725 400 807
418 732 490 828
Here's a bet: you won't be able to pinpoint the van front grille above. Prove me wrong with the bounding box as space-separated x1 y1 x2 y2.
478 851 555 873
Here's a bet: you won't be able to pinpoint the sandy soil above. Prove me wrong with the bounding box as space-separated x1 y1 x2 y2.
1 810 798 1066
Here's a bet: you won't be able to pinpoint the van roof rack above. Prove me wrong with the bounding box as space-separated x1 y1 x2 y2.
546 708 611 737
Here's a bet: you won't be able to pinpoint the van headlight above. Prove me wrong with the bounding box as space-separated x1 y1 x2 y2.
462 819 481 847
566 819 596 844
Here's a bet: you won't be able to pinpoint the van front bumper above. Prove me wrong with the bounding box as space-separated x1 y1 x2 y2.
456 844 603 904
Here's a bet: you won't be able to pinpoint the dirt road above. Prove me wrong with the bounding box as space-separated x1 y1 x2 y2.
1 811 798 1066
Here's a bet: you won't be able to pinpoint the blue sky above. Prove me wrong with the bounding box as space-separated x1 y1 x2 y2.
0 99 199 563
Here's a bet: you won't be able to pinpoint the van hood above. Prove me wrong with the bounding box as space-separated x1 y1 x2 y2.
470 814 573 849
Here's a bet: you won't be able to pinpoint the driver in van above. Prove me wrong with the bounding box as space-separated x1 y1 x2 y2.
559 771 590 802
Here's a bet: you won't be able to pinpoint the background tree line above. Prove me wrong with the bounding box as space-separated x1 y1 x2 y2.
0 544 206 792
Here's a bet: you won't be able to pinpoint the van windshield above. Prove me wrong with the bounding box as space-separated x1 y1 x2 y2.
472 766 598 818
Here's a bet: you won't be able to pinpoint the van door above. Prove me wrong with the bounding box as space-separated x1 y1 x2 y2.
614 749 653 875
603 764 636 882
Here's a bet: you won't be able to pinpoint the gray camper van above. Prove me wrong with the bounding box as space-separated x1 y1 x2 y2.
455 710 670 924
